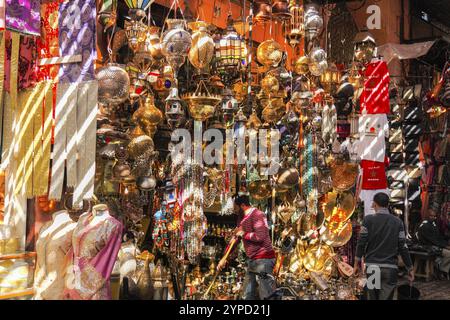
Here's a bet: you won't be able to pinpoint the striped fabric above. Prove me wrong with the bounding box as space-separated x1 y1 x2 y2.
237 208 275 260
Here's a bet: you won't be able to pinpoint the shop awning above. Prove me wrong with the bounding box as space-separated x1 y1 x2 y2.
377 41 436 64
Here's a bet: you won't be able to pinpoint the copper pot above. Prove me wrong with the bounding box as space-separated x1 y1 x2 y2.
255 3 272 23
272 0 291 21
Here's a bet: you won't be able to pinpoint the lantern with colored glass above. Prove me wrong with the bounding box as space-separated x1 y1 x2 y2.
165 87 185 130
124 2 149 53
320 63 341 94
284 1 304 48
353 31 376 64
214 15 247 85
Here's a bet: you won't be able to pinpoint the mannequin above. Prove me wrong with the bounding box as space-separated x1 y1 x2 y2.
34 191 90 299
64 203 122 300
34 209 76 300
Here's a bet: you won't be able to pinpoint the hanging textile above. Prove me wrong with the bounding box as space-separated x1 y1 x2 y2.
37 0 61 81
0 0 5 31
5 0 40 36
1 93 27 249
360 60 390 114
4 32 38 92
11 81 53 197
49 0 97 205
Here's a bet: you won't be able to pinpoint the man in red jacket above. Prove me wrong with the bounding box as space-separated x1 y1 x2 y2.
217 194 276 300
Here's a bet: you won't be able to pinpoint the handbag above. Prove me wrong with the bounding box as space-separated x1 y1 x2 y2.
389 143 404 153
390 152 404 164
389 128 403 144
403 100 423 122
405 138 419 153
405 152 420 165
403 123 423 137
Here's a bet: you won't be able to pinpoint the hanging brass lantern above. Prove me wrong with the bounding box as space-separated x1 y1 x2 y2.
127 134 154 159
182 80 222 121
320 62 341 94
284 1 304 48
132 95 163 137
161 19 192 74
96 63 131 105
353 30 377 64
145 26 164 60
188 21 215 71
294 56 310 75
257 40 283 68
261 73 280 95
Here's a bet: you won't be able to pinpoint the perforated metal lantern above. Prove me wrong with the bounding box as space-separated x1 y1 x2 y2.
215 15 247 84
96 63 130 105
161 19 192 73
304 4 323 40
353 30 377 64
284 1 304 48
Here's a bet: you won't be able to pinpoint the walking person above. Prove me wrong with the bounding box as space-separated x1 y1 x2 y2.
217 194 276 300
354 192 414 300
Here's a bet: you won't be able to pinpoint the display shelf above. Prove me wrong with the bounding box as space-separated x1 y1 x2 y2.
0 251 37 261
0 288 34 300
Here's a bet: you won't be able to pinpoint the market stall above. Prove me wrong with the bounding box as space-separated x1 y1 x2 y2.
0 0 448 300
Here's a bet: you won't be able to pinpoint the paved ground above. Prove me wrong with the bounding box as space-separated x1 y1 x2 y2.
397 278 450 300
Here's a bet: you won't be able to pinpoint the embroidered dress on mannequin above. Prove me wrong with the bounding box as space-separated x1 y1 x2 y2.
34 210 76 300
63 204 122 300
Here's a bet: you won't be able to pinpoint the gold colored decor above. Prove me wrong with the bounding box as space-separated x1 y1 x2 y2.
321 190 356 223
127 135 155 159
294 56 310 75
320 220 353 248
145 26 164 60
261 74 280 95
246 109 263 130
303 244 334 273
188 21 215 71
132 95 163 137
284 1 304 48
262 98 285 124
353 31 376 64
96 63 131 105
276 168 300 191
275 202 296 224
330 159 358 191
182 80 221 121
248 179 272 201
257 40 283 68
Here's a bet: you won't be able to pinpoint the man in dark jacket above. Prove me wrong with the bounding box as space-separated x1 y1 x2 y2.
354 193 414 300
416 208 450 275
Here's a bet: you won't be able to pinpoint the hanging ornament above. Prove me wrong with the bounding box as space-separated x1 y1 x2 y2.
145 26 164 60
96 64 130 105
161 19 192 74
182 80 222 121
284 1 304 48
132 95 163 137
188 21 215 71
257 40 283 68
304 4 323 40
261 73 280 95
165 87 185 130
152 204 169 248
215 15 247 84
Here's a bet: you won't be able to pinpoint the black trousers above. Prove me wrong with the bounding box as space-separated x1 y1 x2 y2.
366 267 398 300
